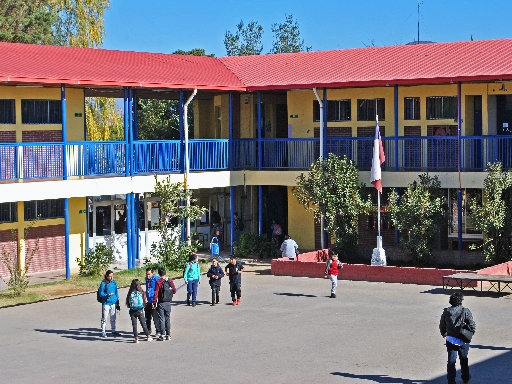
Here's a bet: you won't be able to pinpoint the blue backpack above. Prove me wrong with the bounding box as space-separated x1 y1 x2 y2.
129 290 144 310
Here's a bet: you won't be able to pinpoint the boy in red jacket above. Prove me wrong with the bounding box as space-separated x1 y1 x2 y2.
325 249 342 298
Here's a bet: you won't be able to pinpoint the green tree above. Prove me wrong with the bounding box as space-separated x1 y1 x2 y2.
388 174 445 264
224 20 264 56
173 48 215 57
85 97 123 140
0 0 56 44
271 14 311 53
293 154 371 259
469 162 512 264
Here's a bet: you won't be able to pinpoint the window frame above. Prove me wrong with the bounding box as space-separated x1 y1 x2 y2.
426 96 458 120
404 97 420 120
313 100 351 122
24 199 64 220
0 202 18 223
357 98 385 121
21 99 62 124
0 99 15 124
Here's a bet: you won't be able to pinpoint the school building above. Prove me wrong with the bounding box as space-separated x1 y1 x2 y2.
1 38 512 278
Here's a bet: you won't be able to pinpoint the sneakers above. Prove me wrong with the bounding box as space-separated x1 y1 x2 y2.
332 294 336 298
236 298 240 305
232 301 237 306
192 302 196 307
101 333 107 338
157 334 164 341
211 302 215 306
164 335 170 341
134 338 139 343
147 336 153 342
111 331 121 336
187 299 190 306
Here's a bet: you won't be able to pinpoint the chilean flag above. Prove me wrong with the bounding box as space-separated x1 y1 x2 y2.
370 118 386 193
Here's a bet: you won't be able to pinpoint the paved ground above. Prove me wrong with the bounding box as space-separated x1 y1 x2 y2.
1 263 511 384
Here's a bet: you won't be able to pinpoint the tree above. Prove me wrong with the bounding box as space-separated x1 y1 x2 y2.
173 48 215 57
85 97 123 141
469 162 512 264
388 174 445 264
271 14 311 53
144 176 205 271
0 0 56 44
224 20 264 56
293 154 371 259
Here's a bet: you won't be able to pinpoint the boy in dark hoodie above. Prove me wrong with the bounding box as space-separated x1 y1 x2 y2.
206 257 225 305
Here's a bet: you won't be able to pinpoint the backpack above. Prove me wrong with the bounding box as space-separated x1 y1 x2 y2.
183 262 193 276
273 224 282 236
129 290 144 310
96 280 107 303
159 278 174 302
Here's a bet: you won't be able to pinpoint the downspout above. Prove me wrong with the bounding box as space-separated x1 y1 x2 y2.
457 82 463 251
184 89 197 245
313 88 325 250
62 84 70 279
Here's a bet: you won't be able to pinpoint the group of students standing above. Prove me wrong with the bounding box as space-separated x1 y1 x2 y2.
97 253 245 343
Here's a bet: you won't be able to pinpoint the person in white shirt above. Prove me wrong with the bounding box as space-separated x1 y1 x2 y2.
280 235 298 259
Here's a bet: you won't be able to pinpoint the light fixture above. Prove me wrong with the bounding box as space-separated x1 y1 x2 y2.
244 96 249 104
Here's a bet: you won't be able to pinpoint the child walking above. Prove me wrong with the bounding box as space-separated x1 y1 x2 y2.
210 236 226 263
206 257 225 306
325 249 343 298
184 253 201 307
225 256 244 306
125 279 153 343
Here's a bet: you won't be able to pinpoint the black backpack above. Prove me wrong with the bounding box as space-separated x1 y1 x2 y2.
159 278 174 302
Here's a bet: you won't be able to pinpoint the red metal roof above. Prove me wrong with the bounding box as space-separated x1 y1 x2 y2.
2 39 512 91
0 42 245 90
220 39 512 90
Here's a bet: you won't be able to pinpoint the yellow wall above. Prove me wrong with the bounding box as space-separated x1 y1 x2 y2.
287 186 315 250
194 98 214 138
0 85 85 142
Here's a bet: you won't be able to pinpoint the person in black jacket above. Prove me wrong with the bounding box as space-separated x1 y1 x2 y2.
206 257 225 306
439 292 476 384
225 256 244 306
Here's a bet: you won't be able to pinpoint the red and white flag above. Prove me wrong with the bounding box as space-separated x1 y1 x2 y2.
370 118 386 193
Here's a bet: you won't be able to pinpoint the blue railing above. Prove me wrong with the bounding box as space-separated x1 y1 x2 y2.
2 135 512 181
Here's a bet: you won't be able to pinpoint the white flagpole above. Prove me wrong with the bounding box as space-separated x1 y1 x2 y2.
376 114 381 243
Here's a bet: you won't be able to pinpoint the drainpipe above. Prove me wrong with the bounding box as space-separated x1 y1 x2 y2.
62 84 70 279
313 88 325 250
184 89 197 245
457 82 463 251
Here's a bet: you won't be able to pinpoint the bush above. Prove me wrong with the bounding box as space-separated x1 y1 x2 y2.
77 243 114 276
233 232 273 258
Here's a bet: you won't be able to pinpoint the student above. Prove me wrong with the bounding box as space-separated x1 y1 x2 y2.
152 267 177 341
98 270 120 338
324 249 343 298
125 279 152 343
206 257 225 306
210 236 226 263
145 268 160 334
184 253 201 307
225 256 244 306
280 235 299 259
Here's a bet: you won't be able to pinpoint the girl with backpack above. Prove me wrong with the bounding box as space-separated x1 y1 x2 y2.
125 279 153 343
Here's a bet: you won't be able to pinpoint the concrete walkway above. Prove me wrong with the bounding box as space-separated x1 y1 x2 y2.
0 265 511 383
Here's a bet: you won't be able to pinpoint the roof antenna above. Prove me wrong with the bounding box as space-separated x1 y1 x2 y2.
417 0 420 44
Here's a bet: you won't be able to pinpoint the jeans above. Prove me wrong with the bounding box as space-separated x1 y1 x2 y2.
187 279 199 303
446 341 470 384
129 308 150 338
156 301 171 336
211 286 220 304
144 302 156 333
230 280 241 301
329 275 338 295
101 304 116 333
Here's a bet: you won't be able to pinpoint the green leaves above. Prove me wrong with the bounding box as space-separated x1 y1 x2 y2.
224 20 264 56
294 154 370 259
77 242 114 276
271 14 311 54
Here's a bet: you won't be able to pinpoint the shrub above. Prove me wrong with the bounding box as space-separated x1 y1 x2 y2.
233 232 273 258
77 243 114 276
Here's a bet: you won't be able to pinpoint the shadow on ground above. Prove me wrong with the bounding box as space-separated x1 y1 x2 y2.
35 328 132 342
332 344 512 383
274 292 317 298
420 287 511 298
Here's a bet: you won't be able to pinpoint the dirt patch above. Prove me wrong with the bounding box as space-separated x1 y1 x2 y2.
29 285 92 297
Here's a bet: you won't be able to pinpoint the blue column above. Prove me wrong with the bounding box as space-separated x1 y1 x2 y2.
133 90 138 141
179 90 184 173
128 88 134 176
61 84 70 279
128 194 134 269
123 87 129 177
457 82 463 251
394 84 399 171
323 88 328 159
135 193 140 263
258 186 263 235
229 91 233 171
230 186 235 254
257 92 262 170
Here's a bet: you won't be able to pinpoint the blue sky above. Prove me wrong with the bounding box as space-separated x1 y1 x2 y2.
103 0 512 56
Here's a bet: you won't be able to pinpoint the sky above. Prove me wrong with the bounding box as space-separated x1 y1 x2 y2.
102 0 512 57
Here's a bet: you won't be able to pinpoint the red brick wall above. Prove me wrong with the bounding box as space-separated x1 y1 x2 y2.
22 130 62 142
271 255 473 286
0 229 18 277
0 131 16 142
477 261 512 276
26 225 65 274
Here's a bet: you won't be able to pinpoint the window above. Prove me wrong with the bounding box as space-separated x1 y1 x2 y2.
24 199 64 220
448 188 482 236
404 97 420 120
426 96 457 120
313 100 351 121
0 202 17 223
0 99 15 124
21 100 62 124
357 98 385 121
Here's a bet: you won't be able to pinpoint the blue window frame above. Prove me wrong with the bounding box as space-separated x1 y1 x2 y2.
21 100 62 124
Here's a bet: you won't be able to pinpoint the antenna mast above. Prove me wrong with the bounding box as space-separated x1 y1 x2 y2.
417 0 420 44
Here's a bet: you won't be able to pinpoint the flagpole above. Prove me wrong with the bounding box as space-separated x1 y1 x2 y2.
376 115 381 243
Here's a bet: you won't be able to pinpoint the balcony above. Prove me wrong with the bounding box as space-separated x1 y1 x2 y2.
1 136 511 182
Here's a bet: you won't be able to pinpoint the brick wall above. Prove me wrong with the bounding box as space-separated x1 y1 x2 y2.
271 255 472 286
0 229 18 277
477 261 512 275
0 131 16 142
26 224 65 274
22 130 62 142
